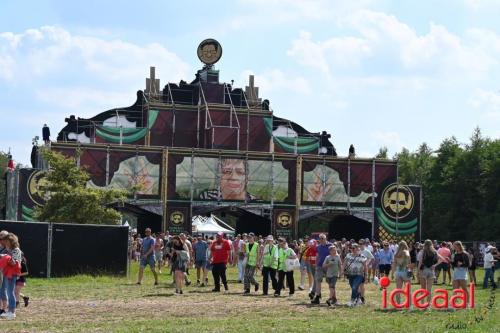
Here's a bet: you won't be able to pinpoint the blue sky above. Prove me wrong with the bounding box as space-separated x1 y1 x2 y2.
1 0 499 165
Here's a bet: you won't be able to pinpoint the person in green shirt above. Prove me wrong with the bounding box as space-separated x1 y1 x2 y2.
243 233 261 294
261 235 279 295
274 238 297 297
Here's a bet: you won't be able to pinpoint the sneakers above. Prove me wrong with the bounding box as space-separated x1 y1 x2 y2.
197 279 201 285
356 298 364 306
308 291 315 300
243 289 250 295
200 283 205 287
0 311 15 320
298 286 305 290
205 278 209 285
224 284 229 291
273 293 280 297
346 300 355 307
23 297 29 307
360 296 365 304
326 299 333 307
254 283 259 292
311 295 320 304
212 288 220 292
185 280 192 286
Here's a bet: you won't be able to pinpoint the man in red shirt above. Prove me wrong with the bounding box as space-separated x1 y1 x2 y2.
210 232 232 292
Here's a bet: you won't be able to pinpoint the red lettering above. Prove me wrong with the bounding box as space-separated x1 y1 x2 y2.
389 282 410 308
412 289 430 309
469 283 475 309
432 289 448 309
450 289 467 309
382 288 387 309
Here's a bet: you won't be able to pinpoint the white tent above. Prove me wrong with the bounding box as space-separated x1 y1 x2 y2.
191 214 235 236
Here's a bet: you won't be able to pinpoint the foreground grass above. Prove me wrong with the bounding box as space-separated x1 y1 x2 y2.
2 264 498 333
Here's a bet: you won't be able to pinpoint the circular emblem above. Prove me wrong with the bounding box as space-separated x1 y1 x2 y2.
381 184 414 219
197 39 222 65
170 211 184 225
277 212 292 228
27 170 49 206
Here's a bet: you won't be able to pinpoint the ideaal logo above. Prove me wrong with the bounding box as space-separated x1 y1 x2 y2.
379 277 474 310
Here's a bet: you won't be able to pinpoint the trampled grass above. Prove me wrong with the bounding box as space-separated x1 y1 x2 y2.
1 264 498 332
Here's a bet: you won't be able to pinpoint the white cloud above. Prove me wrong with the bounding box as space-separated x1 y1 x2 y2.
371 131 404 152
288 10 500 82
239 69 311 95
468 88 500 119
0 26 191 86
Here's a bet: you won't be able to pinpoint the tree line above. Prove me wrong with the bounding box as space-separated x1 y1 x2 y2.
377 128 499 241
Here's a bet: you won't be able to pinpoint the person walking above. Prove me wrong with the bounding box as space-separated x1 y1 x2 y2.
482 246 497 289
171 236 190 294
136 228 159 286
274 238 296 297
323 245 342 306
0 233 22 320
311 234 331 304
418 239 442 305
343 243 367 307
236 234 247 283
391 241 412 304
451 241 470 301
209 232 231 292
193 236 209 287
261 235 278 295
243 233 261 294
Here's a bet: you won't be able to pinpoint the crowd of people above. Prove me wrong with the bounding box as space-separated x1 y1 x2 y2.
0 230 29 321
131 229 499 307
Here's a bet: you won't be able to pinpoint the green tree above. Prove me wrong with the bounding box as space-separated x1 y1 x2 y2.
375 146 389 159
34 149 127 225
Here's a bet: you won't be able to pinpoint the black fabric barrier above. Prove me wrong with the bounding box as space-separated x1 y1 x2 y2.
0 220 49 277
0 220 128 277
51 223 128 277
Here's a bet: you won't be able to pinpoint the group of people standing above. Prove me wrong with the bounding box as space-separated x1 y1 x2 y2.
0 230 29 321
133 229 497 308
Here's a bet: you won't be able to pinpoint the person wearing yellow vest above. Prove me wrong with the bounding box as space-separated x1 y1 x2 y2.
274 238 297 297
243 233 261 294
261 235 279 295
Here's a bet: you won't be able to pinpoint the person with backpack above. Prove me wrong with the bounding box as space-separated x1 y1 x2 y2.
274 238 297 297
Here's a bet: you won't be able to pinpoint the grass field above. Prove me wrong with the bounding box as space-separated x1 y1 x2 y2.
1 263 498 333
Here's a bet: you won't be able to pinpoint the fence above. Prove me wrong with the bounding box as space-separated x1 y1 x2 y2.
0 220 128 277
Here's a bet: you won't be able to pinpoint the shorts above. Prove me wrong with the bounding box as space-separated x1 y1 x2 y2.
195 260 207 269
371 260 379 270
155 251 163 260
453 267 468 280
437 263 449 271
300 259 307 271
379 264 391 276
306 262 315 274
326 277 338 289
395 269 411 281
315 267 326 282
420 267 435 279
140 255 156 268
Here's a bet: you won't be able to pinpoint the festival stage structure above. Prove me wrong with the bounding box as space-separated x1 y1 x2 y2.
5 40 422 241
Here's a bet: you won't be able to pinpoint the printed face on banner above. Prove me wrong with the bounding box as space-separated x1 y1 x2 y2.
88 156 160 195
303 165 372 203
175 157 289 202
220 159 246 200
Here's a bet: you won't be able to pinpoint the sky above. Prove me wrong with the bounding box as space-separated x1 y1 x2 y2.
1 0 499 165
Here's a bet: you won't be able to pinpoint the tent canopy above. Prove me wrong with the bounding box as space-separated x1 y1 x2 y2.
192 214 235 235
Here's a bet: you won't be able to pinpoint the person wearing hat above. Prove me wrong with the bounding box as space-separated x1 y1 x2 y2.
261 235 278 295
243 233 261 294
343 243 368 307
483 245 497 289
209 232 231 292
